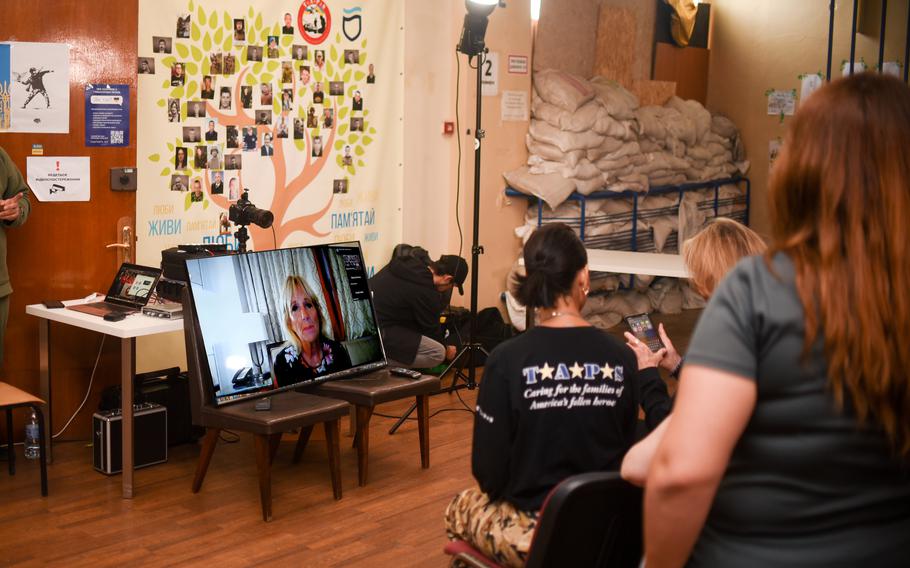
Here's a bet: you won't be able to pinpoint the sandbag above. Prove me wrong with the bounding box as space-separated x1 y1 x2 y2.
530 119 605 152
589 76 639 120
503 166 576 209
534 69 595 112
526 135 584 167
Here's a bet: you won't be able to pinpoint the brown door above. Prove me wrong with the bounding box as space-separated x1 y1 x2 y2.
2 0 138 440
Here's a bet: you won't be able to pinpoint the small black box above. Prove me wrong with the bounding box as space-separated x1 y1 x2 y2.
93 403 168 475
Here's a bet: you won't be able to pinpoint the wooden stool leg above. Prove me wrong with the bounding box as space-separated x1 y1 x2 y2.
292 425 314 464
416 394 430 469
324 419 342 500
6 409 13 476
192 428 220 493
34 406 48 496
254 434 273 521
268 433 282 465
355 405 373 486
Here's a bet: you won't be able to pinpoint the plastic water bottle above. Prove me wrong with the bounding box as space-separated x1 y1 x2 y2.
24 410 40 460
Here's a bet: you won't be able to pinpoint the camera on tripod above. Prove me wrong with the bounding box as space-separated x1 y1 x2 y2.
229 191 273 228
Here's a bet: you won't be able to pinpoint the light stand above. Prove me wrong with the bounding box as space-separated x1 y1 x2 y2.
390 1 496 434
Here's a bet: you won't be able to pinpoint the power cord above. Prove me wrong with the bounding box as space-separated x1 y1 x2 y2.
53 335 106 439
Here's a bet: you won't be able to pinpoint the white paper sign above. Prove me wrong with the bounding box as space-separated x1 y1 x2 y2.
841 60 866 77
508 55 529 74
767 90 796 116
26 157 91 202
501 90 529 122
800 74 823 103
883 61 902 78
4 42 70 133
481 52 499 97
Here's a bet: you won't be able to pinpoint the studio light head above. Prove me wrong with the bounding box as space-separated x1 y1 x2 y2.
229 190 274 228
457 0 498 57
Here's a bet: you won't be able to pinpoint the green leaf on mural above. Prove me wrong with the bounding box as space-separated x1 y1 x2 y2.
184 193 193 210
369 127 376 134
202 33 211 52
171 85 185 98
161 167 171 177
281 35 292 48
362 135 373 145
363 109 369 116
349 134 359 144
203 200 209 210
354 71 365 81
210 10 219 29
191 45 203 62
334 140 344 150
354 145 365 156
335 155 344 167
273 99 281 114
162 55 176 67
360 51 368 63
186 80 198 99
214 28 223 45
272 23 280 37
343 68 351 82
156 99 165 107
337 107 349 120
336 33 341 43
357 160 364 167
266 60 279 72
223 34 232 52
361 39 367 48
167 142 174 151
255 13 263 31
192 23 200 41
175 43 189 58
245 74 257 86
186 62 198 75
330 45 338 62
261 72 273 83
248 6 254 19
149 153 160 162
197 6 206 26
326 62 335 77
202 57 210 75
248 29 257 44
338 123 349 136
224 11 231 30
295 137 306 152
188 0 193 11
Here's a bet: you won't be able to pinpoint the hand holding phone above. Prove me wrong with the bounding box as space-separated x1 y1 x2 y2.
624 313 664 352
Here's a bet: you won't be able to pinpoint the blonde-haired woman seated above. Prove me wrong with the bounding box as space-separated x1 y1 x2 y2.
644 73 910 567
621 217 765 484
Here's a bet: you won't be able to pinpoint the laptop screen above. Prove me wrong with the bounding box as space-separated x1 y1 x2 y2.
185 242 387 406
104 263 161 308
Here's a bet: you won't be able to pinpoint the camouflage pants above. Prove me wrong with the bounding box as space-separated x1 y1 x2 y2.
444 487 538 567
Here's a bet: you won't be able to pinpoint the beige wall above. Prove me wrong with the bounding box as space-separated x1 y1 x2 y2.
706 0 908 237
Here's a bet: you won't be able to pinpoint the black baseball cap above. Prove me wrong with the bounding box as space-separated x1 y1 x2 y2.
436 255 469 295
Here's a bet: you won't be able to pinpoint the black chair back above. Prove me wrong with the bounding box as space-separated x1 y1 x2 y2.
525 472 643 568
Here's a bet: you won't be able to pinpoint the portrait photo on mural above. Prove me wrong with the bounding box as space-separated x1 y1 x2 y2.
136 0 402 270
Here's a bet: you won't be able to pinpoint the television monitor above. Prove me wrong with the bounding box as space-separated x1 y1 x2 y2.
185 242 386 406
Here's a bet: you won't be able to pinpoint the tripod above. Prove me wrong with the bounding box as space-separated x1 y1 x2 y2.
389 50 489 435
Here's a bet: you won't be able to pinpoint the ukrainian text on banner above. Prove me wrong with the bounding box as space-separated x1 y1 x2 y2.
137 0 403 274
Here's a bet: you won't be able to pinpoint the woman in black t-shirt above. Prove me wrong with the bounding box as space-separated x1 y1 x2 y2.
271 275 351 385
444 224 670 567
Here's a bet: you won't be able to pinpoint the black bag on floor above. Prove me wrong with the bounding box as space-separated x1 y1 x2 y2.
446 307 515 365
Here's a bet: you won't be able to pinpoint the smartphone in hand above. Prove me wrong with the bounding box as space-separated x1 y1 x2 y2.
624 313 664 352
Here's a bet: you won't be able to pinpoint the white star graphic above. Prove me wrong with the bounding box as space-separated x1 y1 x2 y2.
540 362 554 380
601 362 613 379
569 362 584 378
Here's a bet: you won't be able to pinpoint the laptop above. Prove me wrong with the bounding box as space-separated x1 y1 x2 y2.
68 263 162 317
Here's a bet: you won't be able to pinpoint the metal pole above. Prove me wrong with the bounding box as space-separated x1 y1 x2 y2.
466 52 485 387
826 0 836 81
849 0 859 75
878 0 888 73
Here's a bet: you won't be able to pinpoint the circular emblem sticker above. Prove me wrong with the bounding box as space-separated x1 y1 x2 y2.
298 0 332 45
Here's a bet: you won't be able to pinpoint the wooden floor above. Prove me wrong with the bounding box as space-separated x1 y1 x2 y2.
0 310 701 567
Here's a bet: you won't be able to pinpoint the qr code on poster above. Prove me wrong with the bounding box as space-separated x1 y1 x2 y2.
110 131 124 144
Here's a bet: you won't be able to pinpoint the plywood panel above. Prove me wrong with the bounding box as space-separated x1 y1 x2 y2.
632 79 677 106
534 0 599 76
593 6 637 85
653 42 709 104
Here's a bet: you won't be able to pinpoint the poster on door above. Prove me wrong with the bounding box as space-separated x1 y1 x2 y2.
137 0 404 274
0 42 70 133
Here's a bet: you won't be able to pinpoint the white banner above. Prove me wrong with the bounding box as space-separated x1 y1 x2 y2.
137 0 404 274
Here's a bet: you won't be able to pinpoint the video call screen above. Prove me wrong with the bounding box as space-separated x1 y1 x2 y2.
186 243 385 406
